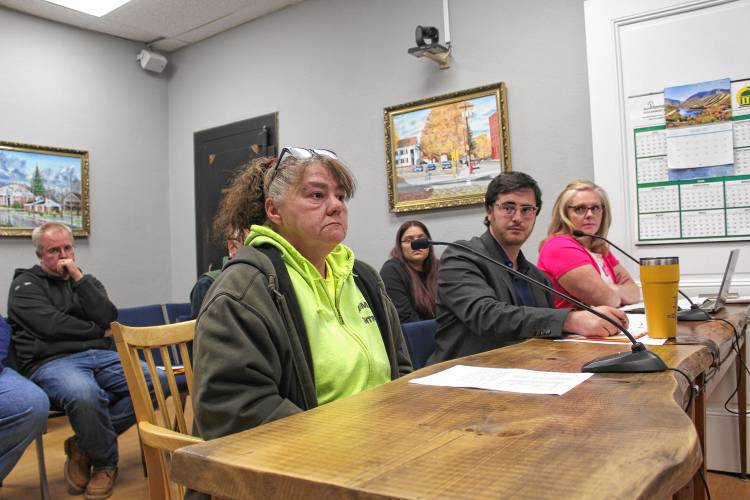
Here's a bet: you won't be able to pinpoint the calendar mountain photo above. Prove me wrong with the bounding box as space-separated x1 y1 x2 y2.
665 85 731 128
681 88 729 108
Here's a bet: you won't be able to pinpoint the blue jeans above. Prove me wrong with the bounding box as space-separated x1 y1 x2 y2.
0 368 49 481
30 349 149 469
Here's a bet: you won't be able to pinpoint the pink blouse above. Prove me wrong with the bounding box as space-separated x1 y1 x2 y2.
537 234 620 309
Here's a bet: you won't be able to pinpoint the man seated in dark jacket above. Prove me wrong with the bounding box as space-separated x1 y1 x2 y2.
429 172 629 364
7 222 129 500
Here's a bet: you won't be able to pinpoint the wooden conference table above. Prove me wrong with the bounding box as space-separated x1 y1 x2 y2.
172 306 748 499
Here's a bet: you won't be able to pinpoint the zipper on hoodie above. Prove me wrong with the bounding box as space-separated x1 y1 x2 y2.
331 273 375 381
268 274 313 409
321 273 345 325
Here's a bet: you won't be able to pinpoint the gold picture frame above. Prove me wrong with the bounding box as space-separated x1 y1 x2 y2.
384 82 511 213
0 141 90 237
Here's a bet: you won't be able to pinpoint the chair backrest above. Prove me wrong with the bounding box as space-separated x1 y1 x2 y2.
116 304 168 327
164 303 191 324
401 319 438 370
111 320 200 500
116 305 176 365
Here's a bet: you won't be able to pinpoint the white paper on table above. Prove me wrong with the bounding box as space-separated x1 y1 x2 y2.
408 364 593 396
555 313 667 345
556 335 667 346
626 313 647 335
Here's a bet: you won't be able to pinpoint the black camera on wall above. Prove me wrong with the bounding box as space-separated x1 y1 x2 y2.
408 25 451 69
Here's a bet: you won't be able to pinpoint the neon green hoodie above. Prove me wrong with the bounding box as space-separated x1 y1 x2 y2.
247 225 391 405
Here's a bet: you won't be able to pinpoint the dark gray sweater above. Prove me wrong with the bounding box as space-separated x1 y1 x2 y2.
7 265 116 376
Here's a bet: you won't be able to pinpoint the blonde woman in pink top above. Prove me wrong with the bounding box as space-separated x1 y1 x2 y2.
537 180 640 309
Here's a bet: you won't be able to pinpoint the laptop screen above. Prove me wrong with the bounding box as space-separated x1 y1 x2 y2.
716 249 740 306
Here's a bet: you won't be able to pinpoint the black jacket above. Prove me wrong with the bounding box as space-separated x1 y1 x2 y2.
7 265 117 376
379 258 434 323
429 231 569 364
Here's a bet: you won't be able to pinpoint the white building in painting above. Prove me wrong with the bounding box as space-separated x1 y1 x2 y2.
395 137 418 169
24 196 61 214
0 184 34 207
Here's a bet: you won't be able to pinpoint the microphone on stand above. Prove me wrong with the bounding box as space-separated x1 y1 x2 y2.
412 238 667 373
571 230 708 321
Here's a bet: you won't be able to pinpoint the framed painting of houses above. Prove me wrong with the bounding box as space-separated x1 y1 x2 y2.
0 141 90 237
384 82 511 213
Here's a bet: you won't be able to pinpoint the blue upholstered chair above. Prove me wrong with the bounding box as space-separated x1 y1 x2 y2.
401 319 438 370
116 304 168 327
164 303 191 324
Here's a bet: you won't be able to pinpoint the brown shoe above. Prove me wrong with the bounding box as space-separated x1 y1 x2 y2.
64 436 91 494
84 467 118 500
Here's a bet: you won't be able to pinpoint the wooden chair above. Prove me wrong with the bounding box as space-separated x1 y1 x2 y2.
111 320 202 500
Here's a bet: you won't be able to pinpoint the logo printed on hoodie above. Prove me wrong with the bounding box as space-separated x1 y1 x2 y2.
358 301 376 324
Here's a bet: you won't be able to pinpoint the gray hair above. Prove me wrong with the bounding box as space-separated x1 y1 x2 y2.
32 222 73 256
263 154 356 204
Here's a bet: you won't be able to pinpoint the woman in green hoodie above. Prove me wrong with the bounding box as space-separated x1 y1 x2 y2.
191 147 412 442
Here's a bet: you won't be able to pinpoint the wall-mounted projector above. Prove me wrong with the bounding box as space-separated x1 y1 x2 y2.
137 49 168 73
408 25 452 69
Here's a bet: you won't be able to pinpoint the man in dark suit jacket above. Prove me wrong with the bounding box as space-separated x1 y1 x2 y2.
429 172 628 363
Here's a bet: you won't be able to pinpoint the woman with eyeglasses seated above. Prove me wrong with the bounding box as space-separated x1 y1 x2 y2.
379 221 438 323
191 147 412 443
537 180 640 309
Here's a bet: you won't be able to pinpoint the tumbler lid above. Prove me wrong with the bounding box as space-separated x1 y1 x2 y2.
640 256 679 266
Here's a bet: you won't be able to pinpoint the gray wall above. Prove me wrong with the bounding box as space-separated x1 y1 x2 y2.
167 0 593 300
0 8 171 313
0 0 593 311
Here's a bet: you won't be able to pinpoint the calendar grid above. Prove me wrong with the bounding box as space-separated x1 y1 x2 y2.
677 183 684 238
724 180 728 235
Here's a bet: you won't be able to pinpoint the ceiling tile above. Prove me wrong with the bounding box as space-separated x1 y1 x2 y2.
80 16 161 43
176 2 291 43
105 0 251 38
0 0 303 52
151 38 189 53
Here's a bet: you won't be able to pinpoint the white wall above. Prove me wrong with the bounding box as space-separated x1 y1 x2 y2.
0 8 171 312
167 0 594 300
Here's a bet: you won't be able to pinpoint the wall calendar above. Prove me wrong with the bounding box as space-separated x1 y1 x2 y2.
629 78 750 244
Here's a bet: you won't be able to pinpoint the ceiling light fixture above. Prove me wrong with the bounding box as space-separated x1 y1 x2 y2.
41 0 132 17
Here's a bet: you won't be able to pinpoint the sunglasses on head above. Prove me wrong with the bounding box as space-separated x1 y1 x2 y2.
268 147 338 185
277 147 337 163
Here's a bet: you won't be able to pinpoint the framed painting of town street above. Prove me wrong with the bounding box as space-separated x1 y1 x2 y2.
384 82 511 213
0 141 90 237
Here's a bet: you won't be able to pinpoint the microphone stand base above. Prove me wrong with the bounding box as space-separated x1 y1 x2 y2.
677 307 711 321
581 349 668 373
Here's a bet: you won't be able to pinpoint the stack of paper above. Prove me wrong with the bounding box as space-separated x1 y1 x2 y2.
409 365 593 395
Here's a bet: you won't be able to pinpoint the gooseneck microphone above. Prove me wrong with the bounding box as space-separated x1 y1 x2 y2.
571 230 708 321
412 239 667 373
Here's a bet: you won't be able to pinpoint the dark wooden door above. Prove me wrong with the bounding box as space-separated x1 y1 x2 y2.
193 114 277 276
